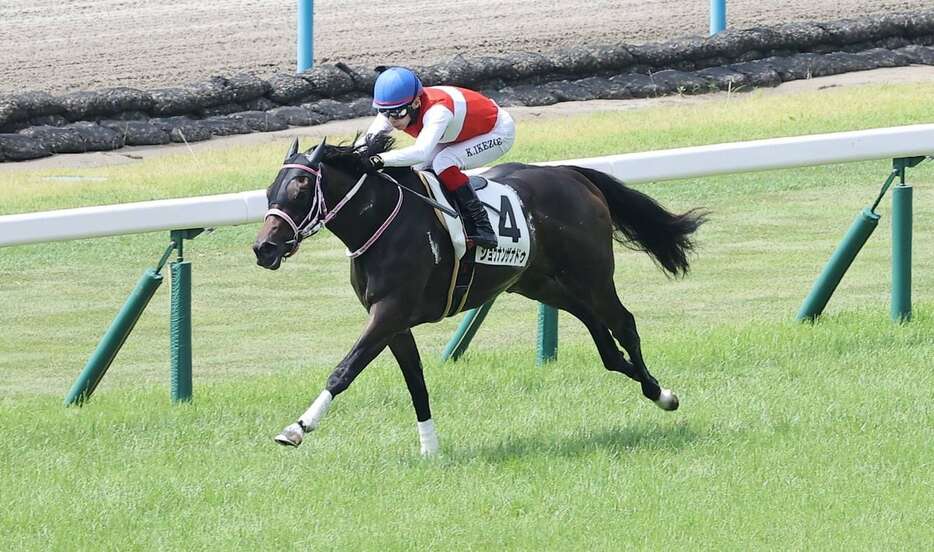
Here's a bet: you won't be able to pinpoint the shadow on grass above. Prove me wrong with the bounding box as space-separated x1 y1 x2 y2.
454 422 698 464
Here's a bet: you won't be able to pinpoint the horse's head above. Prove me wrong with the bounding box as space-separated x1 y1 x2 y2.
253 137 328 269
253 134 397 269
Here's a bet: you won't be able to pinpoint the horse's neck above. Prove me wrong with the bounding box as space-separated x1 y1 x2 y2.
323 171 400 249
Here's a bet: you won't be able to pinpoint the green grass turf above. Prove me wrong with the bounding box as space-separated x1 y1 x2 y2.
1 82 932 549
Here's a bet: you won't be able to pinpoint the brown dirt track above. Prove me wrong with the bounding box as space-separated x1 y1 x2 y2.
1 1 931 95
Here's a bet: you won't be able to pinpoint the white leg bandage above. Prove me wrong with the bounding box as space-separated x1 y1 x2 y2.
417 419 440 456
298 390 333 431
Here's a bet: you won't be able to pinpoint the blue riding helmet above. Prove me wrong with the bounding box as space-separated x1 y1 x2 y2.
372 67 423 110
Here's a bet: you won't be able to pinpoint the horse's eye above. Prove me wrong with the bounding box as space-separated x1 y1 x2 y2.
287 180 310 201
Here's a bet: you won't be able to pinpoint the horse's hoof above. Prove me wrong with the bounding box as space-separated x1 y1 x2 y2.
274 423 304 447
653 388 679 411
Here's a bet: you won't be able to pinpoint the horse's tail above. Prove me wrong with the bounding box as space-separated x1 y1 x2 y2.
569 166 709 277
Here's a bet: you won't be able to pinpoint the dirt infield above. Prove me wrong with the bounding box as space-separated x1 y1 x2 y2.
1 0 930 95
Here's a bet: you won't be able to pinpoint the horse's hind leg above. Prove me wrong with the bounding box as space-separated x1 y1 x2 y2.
516 274 678 410
588 287 679 410
527 266 679 410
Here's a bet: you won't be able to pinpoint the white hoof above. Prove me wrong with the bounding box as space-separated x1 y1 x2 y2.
274 423 304 447
653 388 680 411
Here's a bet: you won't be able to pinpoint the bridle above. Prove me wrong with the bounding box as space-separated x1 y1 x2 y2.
264 160 403 259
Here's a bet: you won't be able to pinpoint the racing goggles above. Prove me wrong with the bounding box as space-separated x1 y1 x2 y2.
378 105 411 119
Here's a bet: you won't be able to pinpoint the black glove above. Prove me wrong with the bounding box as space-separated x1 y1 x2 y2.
366 155 384 171
355 151 383 172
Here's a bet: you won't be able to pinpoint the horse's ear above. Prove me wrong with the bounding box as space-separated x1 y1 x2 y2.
285 137 300 161
306 137 327 166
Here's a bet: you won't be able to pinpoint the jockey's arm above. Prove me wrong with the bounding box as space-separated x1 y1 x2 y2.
379 106 452 167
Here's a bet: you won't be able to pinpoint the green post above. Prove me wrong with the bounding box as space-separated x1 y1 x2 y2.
169 229 200 403
537 304 558 364
891 184 912 322
170 260 193 402
65 269 163 406
796 208 880 321
441 300 496 362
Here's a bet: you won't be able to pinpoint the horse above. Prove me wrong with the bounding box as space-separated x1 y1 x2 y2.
253 135 707 455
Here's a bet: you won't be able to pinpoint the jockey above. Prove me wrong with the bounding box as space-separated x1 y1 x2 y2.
358 66 515 250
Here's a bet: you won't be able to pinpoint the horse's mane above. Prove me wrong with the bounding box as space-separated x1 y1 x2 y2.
319 133 399 174
315 133 425 188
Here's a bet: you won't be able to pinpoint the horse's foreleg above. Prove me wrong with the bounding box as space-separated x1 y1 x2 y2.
388 330 438 456
275 307 403 447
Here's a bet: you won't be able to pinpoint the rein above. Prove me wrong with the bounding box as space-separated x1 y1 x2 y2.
264 163 403 259
379 172 458 217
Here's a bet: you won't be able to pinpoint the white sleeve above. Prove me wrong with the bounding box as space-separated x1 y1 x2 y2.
354 114 393 147
379 106 453 167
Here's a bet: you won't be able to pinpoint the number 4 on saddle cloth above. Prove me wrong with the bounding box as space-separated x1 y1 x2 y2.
416 170 532 317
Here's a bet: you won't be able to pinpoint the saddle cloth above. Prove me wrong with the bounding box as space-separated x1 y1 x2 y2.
418 171 467 261
418 170 531 268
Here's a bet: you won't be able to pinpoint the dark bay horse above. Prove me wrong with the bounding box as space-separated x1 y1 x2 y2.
253 136 707 454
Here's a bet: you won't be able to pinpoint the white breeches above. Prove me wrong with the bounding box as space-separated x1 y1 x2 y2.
415 109 516 173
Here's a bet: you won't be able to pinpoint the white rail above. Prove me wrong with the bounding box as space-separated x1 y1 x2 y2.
0 191 268 248
2 124 933 248
540 124 934 183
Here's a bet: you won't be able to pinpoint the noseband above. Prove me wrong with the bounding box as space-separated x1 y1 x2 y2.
264 162 403 259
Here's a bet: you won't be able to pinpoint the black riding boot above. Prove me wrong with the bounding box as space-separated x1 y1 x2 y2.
453 184 498 249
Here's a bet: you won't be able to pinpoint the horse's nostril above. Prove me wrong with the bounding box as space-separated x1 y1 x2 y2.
253 240 283 268
254 241 274 256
